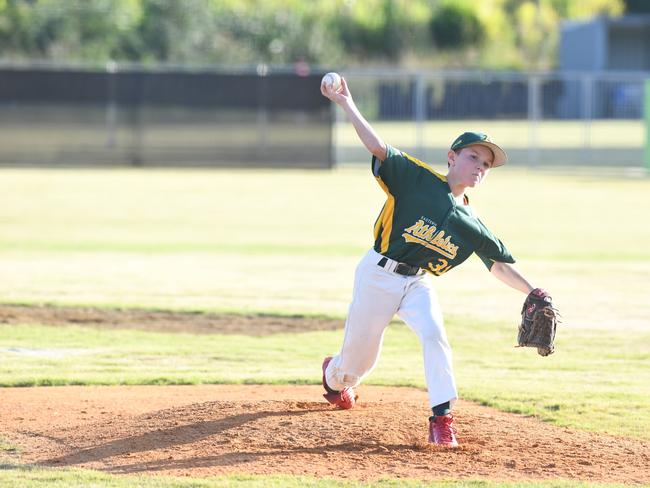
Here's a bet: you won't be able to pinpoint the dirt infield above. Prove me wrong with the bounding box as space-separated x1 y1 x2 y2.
1 385 649 483
0 304 343 335
1 304 649 483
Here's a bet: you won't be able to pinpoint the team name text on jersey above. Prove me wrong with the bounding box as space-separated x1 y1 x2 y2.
402 219 459 260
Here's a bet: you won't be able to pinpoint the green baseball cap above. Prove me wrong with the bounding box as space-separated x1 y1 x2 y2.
450 132 508 167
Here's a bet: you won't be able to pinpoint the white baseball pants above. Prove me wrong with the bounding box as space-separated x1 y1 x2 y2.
324 248 458 408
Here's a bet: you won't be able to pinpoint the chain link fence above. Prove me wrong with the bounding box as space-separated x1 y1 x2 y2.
0 64 647 170
0 64 333 168
336 70 649 169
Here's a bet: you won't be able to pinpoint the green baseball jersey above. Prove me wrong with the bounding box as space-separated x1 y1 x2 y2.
372 145 515 276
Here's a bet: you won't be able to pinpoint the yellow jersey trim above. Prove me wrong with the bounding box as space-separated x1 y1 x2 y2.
374 176 395 254
401 151 469 204
402 152 447 183
373 205 383 238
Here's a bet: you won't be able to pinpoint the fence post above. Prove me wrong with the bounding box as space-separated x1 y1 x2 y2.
527 74 541 167
582 74 594 165
256 64 270 163
645 79 650 170
105 61 117 151
414 72 425 158
130 71 144 166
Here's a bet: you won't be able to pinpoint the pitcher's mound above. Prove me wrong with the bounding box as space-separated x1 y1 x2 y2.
1 385 648 483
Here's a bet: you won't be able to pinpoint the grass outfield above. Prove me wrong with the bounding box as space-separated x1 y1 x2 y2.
0 465 638 488
0 167 648 323
336 119 645 149
1 119 643 151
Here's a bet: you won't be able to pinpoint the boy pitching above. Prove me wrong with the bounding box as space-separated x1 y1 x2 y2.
320 75 547 447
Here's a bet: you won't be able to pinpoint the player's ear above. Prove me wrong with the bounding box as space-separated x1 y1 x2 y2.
447 150 456 167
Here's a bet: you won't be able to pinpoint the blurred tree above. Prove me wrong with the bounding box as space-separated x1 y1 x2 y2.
34 0 142 61
212 0 344 65
0 0 37 56
513 1 559 69
483 0 623 69
337 0 421 62
0 0 144 62
136 0 215 62
0 0 633 69
429 1 485 50
546 0 624 18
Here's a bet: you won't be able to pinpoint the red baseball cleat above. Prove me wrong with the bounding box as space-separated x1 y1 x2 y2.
321 356 356 410
428 414 459 447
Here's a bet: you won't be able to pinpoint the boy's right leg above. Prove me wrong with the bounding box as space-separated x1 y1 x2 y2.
323 249 404 401
396 274 458 446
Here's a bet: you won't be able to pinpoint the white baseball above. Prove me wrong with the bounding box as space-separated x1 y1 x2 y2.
322 72 342 92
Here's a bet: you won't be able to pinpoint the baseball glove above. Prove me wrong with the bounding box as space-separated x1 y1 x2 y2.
517 288 559 356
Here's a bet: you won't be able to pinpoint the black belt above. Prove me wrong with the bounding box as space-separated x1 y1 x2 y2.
377 257 421 276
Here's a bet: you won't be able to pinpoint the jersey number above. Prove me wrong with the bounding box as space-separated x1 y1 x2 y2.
428 258 452 276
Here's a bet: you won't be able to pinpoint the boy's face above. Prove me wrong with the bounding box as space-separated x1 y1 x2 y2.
447 145 494 187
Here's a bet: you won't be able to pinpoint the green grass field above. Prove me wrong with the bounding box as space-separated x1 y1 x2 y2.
0 466 639 488
334 119 647 167
1 166 649 486
1 167 648 321
336 119 645 149
1 119 643 151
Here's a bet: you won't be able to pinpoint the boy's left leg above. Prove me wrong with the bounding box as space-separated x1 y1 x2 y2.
323 249 404 408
